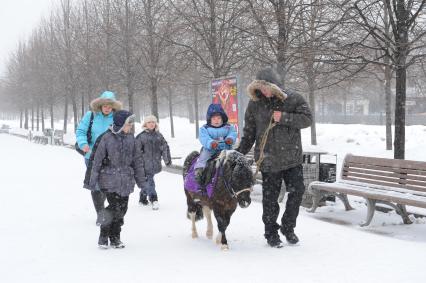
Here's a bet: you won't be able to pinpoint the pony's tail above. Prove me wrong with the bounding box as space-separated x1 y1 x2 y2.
186 202 204 222
183 151 200 177
183 151 203 221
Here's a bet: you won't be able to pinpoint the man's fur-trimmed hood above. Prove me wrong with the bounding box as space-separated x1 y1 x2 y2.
246 67 287 101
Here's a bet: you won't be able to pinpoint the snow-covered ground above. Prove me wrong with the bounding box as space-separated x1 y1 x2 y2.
0 118 426 283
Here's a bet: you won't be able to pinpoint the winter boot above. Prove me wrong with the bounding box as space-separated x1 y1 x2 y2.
266 233 283 248
98 235 109 249
151 201 159 210
110 236 125 249
139 193 149 206
150 195 159 210
98 226 109 249
281 230 299 244
110 221 125 248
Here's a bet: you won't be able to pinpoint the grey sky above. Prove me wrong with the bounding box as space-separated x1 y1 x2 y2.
0 0 52 76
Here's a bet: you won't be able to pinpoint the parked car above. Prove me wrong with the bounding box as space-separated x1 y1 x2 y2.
0 124 11 134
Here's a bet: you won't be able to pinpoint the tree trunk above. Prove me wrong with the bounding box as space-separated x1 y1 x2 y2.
127 80 135 114
31 106 34 131
72 96 78 134
393 0 408 160
275 3 287 85
150 78 159 119
394 64 406 159
63 96 68 133
41 107 45 132
36 103 40 131
24 108 29 130
135 95 143 122
308 82 317 145
20 109 23 128
193 83 199 139
81 92 85 120
168 85 175 138
187 98 194 123
384 64 393 150
50 102 54 130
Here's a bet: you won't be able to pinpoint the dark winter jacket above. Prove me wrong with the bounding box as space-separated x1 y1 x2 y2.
237 68 312 172
135 129 171 175
84 129 146 197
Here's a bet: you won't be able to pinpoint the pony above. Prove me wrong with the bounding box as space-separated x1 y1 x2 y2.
183 150 254 250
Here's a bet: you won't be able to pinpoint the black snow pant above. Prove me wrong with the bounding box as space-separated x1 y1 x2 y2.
100 192 129 240
261 164 305 239
91 190 106 215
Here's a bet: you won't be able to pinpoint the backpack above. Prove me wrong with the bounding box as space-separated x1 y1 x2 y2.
75 112 94 156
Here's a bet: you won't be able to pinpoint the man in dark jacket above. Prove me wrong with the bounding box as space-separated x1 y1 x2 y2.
237 67 312 248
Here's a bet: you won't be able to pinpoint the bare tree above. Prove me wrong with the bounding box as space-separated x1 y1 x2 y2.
341 0 426 159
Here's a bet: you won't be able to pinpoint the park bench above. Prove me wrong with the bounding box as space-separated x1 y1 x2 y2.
53 130 64 145
308 154 426 226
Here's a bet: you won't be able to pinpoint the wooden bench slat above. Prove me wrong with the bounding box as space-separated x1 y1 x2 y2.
342 172 426 192
338 180 426 197
343 176 426 193
343 167 426 182
311 182 426 208
345 163 426 177
346 155 426 171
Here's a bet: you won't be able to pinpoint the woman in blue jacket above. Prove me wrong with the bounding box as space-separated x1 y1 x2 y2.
76 91 122 225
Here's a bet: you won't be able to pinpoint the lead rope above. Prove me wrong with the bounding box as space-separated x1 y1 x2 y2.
253 114 276 179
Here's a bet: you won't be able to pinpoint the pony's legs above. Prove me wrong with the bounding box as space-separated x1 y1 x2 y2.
213 209 231 250
189 212 198 238
203 206 213 239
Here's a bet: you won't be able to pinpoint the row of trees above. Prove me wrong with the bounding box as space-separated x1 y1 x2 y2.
1 0 426 159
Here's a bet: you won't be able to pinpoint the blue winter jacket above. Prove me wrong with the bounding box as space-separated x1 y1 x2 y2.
199 124 237 153
199 104 237 153
76 111 113 159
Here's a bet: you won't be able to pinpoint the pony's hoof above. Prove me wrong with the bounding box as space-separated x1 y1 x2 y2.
192 232 199 239
206 231 213 240
215 233 222 245
221 244 229 251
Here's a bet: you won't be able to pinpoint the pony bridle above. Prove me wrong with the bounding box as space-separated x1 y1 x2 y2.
216 151 253 199
222 171 253 199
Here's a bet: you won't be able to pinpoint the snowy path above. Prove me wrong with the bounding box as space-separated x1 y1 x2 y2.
0 134 425 283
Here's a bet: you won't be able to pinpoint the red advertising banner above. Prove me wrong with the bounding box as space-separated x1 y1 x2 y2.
211 76 239 135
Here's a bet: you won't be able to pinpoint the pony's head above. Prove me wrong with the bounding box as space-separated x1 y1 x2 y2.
217 150 254 208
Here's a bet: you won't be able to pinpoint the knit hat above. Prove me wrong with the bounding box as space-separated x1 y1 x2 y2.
142 115 159 131
90 91 123 112
246 67 287 101
112 110 135 134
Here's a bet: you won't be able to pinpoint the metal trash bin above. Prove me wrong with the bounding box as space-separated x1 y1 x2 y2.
278 150 336 207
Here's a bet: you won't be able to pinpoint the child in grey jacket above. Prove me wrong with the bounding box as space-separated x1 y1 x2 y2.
135 115 171 210
85 110 146 249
